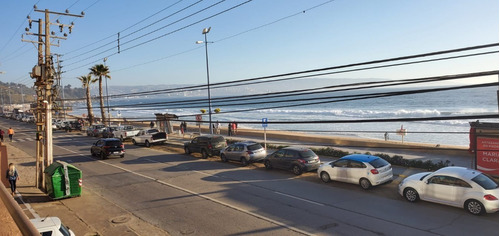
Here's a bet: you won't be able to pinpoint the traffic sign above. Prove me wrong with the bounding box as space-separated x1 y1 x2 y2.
262 118 268 128
196 115 202 122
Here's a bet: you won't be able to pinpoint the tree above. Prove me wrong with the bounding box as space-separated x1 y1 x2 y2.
78 74 98 125
90 64 111 125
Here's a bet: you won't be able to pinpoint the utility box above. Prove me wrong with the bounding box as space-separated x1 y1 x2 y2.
44 161 82 199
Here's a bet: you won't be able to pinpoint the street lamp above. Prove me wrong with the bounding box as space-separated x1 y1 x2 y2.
196 27 213 134
103 57 111 126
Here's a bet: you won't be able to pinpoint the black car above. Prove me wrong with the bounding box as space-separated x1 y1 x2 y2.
184 135 227 159
64 121 82 132
264 147 321 175
91 138 125 159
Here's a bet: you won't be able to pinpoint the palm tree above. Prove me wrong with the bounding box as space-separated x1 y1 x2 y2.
90 64 111 125
78 75 98 125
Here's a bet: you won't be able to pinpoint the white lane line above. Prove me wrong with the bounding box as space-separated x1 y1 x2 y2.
58 148 312 236
274 191 325 206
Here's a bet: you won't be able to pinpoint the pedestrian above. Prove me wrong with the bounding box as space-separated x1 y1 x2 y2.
6 163 19 197
228 122 232 136
180 122 185 135
234 122 238 135
150 121 155 129
216 121 221 134
384 132 389 141
231 122 237 136
182 121 187 134
7 127 14 142
0 129 4 142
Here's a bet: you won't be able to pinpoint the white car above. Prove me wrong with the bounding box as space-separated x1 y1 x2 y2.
30 217 75 236
317 154 393 189
398 166 499 215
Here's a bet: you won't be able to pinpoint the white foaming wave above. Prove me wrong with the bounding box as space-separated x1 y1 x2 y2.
254 109 443 118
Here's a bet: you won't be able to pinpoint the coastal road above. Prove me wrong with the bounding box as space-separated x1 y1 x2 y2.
1 119 498 236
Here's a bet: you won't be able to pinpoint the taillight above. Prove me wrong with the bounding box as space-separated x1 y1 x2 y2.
484 194 498 201
247 151 253 154
297 159 306 164
121 144 124 149
370 169 379 174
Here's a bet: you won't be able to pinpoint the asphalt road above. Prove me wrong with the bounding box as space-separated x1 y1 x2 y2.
2 118 498 236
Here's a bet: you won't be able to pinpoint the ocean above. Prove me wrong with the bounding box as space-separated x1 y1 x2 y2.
71 86 498 146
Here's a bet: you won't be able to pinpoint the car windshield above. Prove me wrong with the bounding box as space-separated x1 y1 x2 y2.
298 149 317 158
59 223 72 236
247 143 263 151
369 158 390 168
472 174 498 190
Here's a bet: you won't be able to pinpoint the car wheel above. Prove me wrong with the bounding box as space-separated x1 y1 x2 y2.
184 147 191 154
100 152 107 160
465 199 485 215
132 139 137 145
359 178 372 190
264 160 273 169
201 150 208 159
292 165 303 175
403 188 419 202
145 140 151 148
320 172 331 183
220 154 228 162
240 157 248 166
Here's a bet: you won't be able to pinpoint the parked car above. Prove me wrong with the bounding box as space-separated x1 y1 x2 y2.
90 138 125 159
398 166 499 215
86 124 106 137
64 121 82 132
101 126 118 138
30 216 75 236
131 129 167 147
220 141 266 165
264 147 321 175
184 135 227 159
113 125 141 141
317 154 393 189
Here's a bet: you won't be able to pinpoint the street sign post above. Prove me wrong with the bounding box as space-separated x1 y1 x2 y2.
196 115 202 134
262 118 268 150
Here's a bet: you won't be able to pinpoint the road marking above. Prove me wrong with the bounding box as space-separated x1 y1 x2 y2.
56 148 312 236
274 191 325 206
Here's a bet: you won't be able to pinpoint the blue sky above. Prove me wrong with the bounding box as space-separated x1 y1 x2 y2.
0 0 498 89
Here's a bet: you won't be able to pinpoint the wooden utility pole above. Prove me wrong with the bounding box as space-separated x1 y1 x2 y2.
22 6 84 191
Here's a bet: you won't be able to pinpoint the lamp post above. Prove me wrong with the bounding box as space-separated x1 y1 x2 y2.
103 57 111 126
196 27 213 134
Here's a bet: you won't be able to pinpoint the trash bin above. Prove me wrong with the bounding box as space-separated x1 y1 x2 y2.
44 161 82 199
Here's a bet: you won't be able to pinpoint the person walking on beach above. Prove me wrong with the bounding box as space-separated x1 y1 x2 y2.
180 122 185 135
6 163 19 197
0 129 4 142
384 132 389 141
7 127 14 142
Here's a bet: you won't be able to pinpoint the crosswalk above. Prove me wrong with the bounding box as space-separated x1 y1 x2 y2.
5 133 84 143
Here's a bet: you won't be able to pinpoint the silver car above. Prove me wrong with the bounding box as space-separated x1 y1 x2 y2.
220 141 267 166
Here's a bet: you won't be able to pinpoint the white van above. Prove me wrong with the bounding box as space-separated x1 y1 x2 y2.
30 217 75 236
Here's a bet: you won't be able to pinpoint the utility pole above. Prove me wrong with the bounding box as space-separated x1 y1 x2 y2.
54 53 66 120
22 5 84 190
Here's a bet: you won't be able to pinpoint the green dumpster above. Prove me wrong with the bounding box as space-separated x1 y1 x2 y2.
44 161 82 199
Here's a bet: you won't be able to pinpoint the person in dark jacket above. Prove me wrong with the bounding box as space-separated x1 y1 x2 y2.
6 163 19 197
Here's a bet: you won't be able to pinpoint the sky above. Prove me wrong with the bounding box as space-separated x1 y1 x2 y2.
0 0 498 90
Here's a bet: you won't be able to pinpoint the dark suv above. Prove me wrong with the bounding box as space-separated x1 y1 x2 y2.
264 147 321 175
91 138 125 159
184 135 227 159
